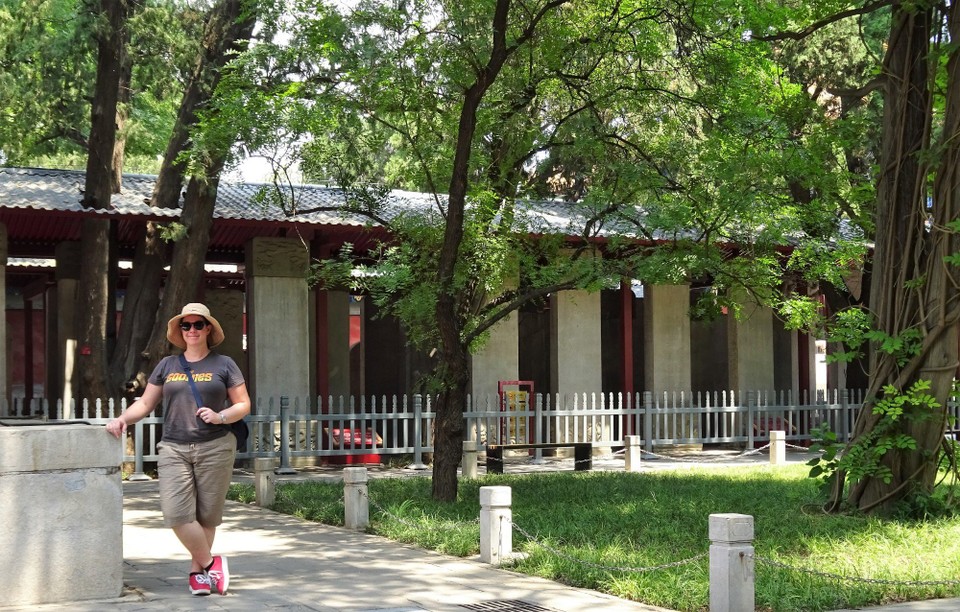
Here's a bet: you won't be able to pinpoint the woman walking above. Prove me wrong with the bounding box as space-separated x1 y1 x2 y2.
106 303 251 596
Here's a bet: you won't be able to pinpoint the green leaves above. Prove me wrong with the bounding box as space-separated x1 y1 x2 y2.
807 380 942 503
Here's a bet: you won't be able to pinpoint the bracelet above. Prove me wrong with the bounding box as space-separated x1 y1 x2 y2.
219 412 226 424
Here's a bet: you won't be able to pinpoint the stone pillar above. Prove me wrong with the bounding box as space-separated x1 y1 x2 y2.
479 486 513 565
550 290 602 449
245 238 311 410
462 440 478 479
727 297 775 393
254 457 276 507
773 320 799 397
624 435 642 472
54 242 81 415
0 423 123 606
550 290 602 396
471 310 519 407
205 289 246 372
709 513 755 612
643 284 691 394
770 430 786 465
343 466 369 530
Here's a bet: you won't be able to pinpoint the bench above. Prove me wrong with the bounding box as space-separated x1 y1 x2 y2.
485 442 592 474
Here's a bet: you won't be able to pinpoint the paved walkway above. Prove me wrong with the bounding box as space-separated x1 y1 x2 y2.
8 450 960 612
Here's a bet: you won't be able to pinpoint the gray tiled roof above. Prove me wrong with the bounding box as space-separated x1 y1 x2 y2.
0 166 447 228
8 166 815 243
0 167 868 246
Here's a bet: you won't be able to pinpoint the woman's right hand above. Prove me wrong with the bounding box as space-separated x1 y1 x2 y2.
106 418 127 439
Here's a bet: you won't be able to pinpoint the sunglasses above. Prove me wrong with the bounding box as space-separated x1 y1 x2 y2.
179 320 209 331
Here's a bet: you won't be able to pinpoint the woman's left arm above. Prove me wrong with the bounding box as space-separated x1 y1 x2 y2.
219 383 252 425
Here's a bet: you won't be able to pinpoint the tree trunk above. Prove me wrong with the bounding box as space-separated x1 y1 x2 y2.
429 0 520 501
75 0 129 404
136 171 223 375
111 0 256 393
109 222 167 395
431 345 469 501
836 1 960 513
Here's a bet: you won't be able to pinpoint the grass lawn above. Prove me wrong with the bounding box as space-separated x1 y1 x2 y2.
228 463 960 612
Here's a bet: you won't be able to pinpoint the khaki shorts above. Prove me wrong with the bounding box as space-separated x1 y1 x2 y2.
157 433 236 528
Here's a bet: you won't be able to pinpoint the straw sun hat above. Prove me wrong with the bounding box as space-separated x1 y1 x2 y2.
166 303 225 350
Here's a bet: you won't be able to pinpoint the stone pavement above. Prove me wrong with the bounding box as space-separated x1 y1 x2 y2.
13 477 667 612
6 450 960 612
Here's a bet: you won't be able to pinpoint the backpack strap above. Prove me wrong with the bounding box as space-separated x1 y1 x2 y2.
178 354 205 408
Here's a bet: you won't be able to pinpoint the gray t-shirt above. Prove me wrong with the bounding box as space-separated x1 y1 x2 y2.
148 352 245 443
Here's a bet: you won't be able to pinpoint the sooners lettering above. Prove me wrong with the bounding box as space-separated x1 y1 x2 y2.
166 372 214 383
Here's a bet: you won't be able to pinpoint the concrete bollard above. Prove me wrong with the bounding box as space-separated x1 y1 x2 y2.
624 435 642 472
709 513 755 612
462 440 478 479
254 457 276 507
770 430 786 465
343 466 369 530
479 486 512 565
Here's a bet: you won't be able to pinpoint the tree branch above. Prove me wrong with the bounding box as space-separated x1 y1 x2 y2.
752 0 894 42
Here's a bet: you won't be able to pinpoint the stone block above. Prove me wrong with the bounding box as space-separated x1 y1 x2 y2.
0 424 123 606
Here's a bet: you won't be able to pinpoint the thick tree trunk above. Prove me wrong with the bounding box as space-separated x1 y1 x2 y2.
837 1 960 513
112 0 256 393
75 0 128 404
109 223 167 395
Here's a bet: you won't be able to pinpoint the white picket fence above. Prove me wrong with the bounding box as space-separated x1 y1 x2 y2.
3 388 923 470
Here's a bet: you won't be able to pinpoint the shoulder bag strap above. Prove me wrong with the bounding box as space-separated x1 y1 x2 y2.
178 354 205 408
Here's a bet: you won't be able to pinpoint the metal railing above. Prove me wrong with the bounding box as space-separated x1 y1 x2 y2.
5 388 916 470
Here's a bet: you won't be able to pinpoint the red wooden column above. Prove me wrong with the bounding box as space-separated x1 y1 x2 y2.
620 279 635 435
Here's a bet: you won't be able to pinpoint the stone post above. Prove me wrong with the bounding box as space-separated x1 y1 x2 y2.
245 237 310 409
624 435 642 472
343 467 369 530
479 486 512 565
254 457 276 507
709 513 755 612
462 440 478 479
770 430 786 466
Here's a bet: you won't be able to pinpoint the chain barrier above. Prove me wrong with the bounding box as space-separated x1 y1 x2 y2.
753 553 960 588
357 487 705 574
352 484 954 591
637 444 771 463
483 453 624 467
482 443 824 468
510 518 708 573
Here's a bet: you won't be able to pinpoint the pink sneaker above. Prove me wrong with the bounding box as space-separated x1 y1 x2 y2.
188 572 211 596
207 555 230 595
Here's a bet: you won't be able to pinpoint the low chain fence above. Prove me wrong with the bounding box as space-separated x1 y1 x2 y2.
248 466 960 611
